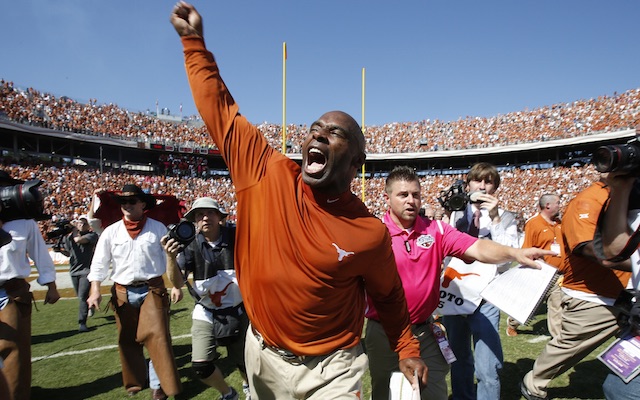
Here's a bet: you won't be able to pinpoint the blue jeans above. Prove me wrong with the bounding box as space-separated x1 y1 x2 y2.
444 301 503 400
126 287 162 390
603 373 640 400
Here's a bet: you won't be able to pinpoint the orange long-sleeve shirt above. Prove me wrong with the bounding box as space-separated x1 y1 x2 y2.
182 36 418 359
560 181 630 298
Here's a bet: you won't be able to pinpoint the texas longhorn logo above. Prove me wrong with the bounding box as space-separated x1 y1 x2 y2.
332 243 354 262
209 282 233 307
442 267 480 288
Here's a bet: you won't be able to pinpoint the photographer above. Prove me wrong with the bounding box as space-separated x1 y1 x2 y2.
442 162 519 400
165 198 249 400
55 216 99 332
0 170 60 400
597 172 640 400
520 173 631 400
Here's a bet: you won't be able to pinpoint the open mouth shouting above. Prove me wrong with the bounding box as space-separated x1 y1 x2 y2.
305 147 327 176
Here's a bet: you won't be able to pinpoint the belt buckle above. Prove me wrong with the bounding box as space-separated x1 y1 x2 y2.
276 348 305 364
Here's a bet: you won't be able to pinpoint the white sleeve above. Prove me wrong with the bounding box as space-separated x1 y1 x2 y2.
490 209 519 248
26 220 56 285
87 226 113 282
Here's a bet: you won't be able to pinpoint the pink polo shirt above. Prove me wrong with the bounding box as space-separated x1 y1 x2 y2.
366 212 477 324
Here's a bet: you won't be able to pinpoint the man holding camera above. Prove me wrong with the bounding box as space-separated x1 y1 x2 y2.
165 197 249 400
0 170 60 400
589 172 640 399
442 162 519 400
519 173 632 400
87 184 183 399
55 216 99 332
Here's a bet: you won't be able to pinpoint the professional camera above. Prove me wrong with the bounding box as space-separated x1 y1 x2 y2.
438 180 485 212
47 219 73 240
592 137 640 175
0 179 48 222
167 219 196 247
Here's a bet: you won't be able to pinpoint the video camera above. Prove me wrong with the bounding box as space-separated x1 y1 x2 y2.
592 136 640 175
437 180 485 212
47 219 73 240
0 179 48 222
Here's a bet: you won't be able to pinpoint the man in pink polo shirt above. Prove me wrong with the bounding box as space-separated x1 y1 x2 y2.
365 166 552 400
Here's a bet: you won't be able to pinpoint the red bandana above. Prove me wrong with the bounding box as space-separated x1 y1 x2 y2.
123 215 147 239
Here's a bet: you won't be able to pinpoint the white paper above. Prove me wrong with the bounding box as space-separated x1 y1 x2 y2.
389 371 420 400
480 261 558 325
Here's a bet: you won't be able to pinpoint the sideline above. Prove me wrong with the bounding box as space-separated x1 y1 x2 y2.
31 334 192 362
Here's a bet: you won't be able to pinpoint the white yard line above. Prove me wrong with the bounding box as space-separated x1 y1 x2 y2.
31 334 192 362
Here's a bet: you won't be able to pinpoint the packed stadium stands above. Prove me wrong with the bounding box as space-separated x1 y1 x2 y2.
2 79 639 153
0 77 633 241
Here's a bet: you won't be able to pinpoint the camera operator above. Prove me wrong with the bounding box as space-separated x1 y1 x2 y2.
596 172 640 400
442 162 519 400
0 170 60 400
55 216 99 332
520 172 632 400
165 197 249 400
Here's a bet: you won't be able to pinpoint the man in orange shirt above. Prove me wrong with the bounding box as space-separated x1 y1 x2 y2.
520 176 631 400
170 3 427 399
507 194 563 337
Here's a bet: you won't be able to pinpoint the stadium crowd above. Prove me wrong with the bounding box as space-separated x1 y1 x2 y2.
2 78 640 153
0 161 599 243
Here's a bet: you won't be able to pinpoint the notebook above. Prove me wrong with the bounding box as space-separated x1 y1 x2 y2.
480 261 559 325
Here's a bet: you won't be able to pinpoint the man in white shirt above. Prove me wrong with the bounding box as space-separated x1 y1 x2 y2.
87 184 183 399
0 170 60 400
444 162 519 400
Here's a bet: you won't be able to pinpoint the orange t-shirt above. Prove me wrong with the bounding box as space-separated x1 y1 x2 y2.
560 181 630 298
182 37 418 359
522 213 563 268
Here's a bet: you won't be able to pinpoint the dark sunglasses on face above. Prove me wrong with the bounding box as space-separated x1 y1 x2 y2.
118 197 140 206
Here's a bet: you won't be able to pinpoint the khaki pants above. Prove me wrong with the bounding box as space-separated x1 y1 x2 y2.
545 281 563 338
244 325 367 399
523 293 619 398
111 283 182 395
0 279 32 400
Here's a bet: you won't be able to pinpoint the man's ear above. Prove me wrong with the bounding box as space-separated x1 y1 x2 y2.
383 191 390 206
352 151 366 169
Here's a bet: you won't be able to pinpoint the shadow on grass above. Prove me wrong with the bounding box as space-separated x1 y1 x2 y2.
173 342 246 399
32 371 123 399
31 315 116 344
503 357 608 399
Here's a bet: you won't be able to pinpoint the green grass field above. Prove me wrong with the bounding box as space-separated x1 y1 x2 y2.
29 291 613 399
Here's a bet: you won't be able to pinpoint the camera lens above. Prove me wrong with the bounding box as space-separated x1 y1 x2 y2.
592 146 617 173
175 221 196 240
0 179 47 222
168 220 196 246
592 141 640 174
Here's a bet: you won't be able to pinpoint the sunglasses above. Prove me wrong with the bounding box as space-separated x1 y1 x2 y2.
118 197 140 206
